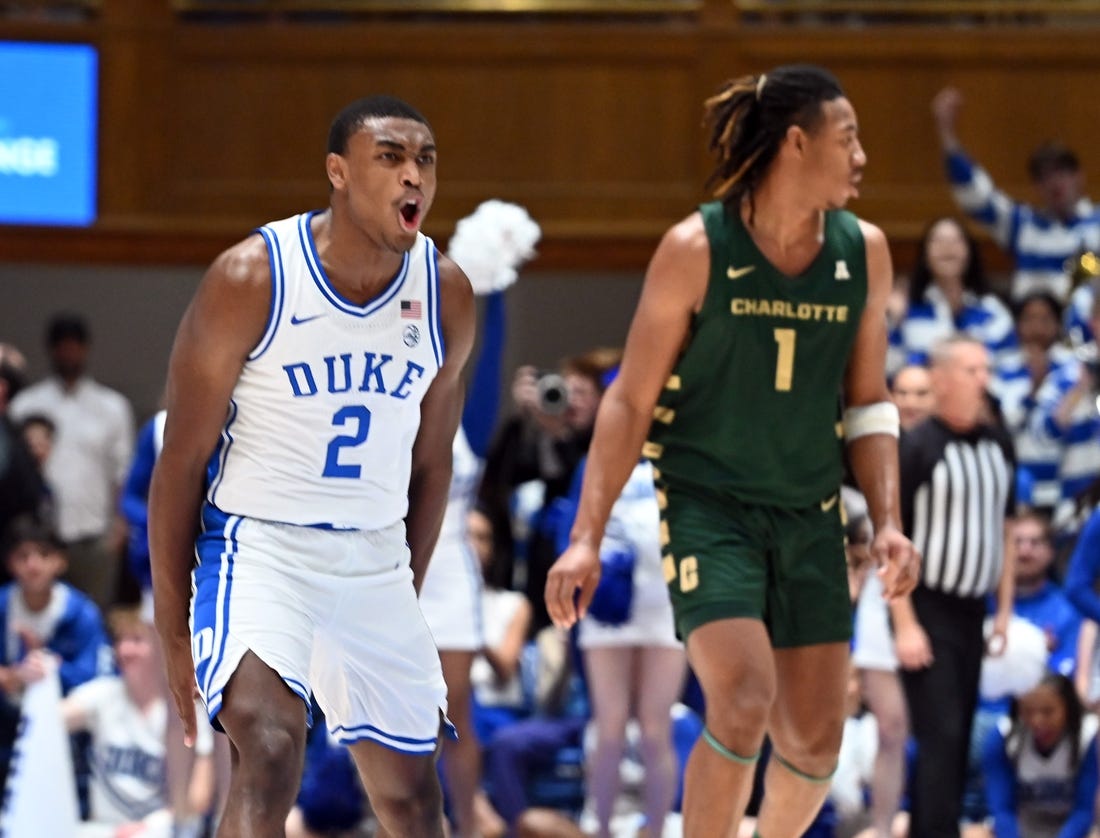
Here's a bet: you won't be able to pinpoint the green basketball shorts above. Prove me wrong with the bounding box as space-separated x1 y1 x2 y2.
654 476 852 648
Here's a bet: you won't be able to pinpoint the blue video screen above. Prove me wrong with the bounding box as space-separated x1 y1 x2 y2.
0 41 98 226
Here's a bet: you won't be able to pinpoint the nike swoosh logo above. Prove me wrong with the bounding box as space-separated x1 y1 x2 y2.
821 493 838 512
727 265 756 280
290 313 325 326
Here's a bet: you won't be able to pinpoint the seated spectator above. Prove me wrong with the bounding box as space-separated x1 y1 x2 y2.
993 294 1076 513
0 515 111 812
59 606 215 837
0 515 108 697
979 674 1098 838
482 626 590 835
889 216 1016 374
1012 512 1081 678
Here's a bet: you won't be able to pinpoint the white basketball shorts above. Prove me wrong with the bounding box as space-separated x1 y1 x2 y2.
418 537 484 652
191 503 452 753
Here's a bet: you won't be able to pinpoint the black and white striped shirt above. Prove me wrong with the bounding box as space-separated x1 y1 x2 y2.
900 416 1016 599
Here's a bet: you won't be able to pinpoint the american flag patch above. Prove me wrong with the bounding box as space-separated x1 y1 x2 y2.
401 300 422 319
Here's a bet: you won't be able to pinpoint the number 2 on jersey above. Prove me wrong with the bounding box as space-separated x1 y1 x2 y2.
324 405 372 478
773 328 796 391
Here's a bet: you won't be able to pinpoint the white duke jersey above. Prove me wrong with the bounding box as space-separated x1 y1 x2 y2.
205 211 444 530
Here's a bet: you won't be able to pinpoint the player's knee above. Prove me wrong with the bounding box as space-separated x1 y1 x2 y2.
372 770 443 832
772 720 843 774
247 725 304 786
224 703 305 792
706 680 772 743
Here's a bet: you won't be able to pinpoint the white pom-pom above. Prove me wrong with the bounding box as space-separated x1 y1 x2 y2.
446 200 541 296
980 616 1049 701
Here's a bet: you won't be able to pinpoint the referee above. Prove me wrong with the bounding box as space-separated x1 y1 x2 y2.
891 335 1016 838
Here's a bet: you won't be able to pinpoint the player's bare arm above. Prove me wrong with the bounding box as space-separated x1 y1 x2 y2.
845 220 919 601
149 235 271 744
406 254 475 593
544 212 707 628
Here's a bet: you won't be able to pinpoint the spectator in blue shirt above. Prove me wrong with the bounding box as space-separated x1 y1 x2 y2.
981 673 1097 838
0 514 110 808
1012 512 1081 677
0 514 108 696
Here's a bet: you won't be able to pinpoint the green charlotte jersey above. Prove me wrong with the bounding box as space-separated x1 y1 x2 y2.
646 201 869 508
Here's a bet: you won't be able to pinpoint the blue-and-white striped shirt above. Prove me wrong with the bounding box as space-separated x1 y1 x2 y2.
946 150 1100 303
1067 283 1094 346
1031 356 1100 503
992 343 1077 509
888 285 1017 376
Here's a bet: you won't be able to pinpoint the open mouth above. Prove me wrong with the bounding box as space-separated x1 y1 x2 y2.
399 200 421 231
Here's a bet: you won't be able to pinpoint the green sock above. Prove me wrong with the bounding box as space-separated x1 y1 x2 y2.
771 749 836 784
701 727 760 765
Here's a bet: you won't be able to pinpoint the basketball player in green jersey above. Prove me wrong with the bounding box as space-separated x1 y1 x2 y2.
545 65 920 838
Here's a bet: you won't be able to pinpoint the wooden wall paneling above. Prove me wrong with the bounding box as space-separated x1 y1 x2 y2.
697 26 1100 248
160 21 703 243
3 10 1100 274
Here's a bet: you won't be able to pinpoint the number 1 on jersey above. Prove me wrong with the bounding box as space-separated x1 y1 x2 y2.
773 328 796 391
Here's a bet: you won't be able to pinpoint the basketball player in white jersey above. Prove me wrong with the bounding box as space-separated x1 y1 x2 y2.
149 96 475 837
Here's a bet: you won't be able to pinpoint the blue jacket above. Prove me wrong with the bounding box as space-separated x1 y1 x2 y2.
0 583 110 695
1066 507 1100 624
983 722 1098 838
1015 582 1083 677
121 415 161 589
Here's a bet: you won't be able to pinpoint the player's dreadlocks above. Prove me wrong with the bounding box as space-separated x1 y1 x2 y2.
704 65 844 214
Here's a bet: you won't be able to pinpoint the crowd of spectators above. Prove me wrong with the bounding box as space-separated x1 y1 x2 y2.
7 83 1100 838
